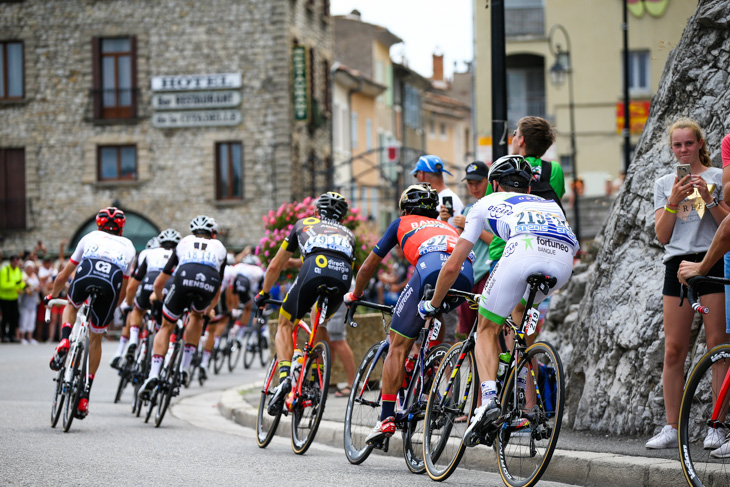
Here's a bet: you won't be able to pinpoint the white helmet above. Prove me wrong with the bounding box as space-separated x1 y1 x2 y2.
226 253 235 266
158 228 181 245
189 215 216 235
145 237 160 249
242 254 260 266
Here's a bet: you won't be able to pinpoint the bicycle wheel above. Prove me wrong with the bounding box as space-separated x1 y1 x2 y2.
228 337 242 372
344 341 386 464
403 343 450 474
423 342 477 481
62 342 87 433
243 329 258 369
256 354 282 448
51 367 65 428
144 385 158 424
679 343 730 487
496 341 565 487
291 340 331 454
133 338 152 416
213 336 227 374
114 362 131 404
155 342 182 427
259 330 270 367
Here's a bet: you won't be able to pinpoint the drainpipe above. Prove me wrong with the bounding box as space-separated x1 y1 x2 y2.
347 75 363 203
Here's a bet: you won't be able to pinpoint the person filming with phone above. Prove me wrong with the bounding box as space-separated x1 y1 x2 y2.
646 118 729 450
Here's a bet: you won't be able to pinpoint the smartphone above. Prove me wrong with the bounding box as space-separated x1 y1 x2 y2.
442 196 454 216
677 164 691 181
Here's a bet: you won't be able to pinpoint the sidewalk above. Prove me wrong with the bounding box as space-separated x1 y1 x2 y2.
218 383 685 487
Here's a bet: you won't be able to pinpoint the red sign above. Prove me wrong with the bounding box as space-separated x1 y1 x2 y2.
386 145 399 163
616 100 651 135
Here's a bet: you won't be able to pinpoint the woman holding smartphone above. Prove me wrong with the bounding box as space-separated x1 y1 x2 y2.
647 118 729 449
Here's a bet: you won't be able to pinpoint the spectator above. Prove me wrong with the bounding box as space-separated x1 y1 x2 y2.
19 261 40 344
647 118 729 450
452 161 492 338
0 254 25 343
721 133 730 335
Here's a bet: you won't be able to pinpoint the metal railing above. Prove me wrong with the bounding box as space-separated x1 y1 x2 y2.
505 7 545 37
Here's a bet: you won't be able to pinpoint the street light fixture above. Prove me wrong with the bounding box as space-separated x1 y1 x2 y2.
548 23 581 248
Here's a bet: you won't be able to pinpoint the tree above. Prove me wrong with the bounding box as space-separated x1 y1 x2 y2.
546 0 730 434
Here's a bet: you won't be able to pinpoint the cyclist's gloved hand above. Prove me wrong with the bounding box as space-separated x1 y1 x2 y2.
418 299 438 320
119 301 132 313
343 291 363 305
253 291 270 309
230 308 242 319
43 294 56 306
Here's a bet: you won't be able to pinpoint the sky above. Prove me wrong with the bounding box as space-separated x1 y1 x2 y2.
330 0 474 80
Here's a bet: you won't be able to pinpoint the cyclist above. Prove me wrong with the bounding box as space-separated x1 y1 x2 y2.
111 229 181 368
140 215 227 397
253 192 355 415
418 155 577 446
229 254 265 342
46 207 136 418
344 183 474 444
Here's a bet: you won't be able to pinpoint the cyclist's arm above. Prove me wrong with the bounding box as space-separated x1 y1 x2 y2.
678 213 730 283
117 278 128 307
125 278 140 307
430 238 475 308
353 251 383 297
261 245 292 293
225 284 236 311
51 260 77 297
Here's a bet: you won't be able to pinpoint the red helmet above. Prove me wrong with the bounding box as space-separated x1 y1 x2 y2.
96 207 126 235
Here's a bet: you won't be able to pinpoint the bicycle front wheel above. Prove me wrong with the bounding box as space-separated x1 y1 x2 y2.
256 354 282 448
51 367 65 428
228 337 242 372
496 341 565 487
679 343 730 487
403 343 450 474
155 342 182 428
344 341 386 464
213 336 227 374
114 362 131 404
423 342 477 481
291 341 331 454
62 341 87 433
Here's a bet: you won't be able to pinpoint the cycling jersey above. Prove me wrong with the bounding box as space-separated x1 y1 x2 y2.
232 262 264 304
69 230 136 277
283 217 356 261
132 247 174 311
162 235 227 276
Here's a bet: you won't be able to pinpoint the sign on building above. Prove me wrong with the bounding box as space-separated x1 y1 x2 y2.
292 46 308 121
152 90 241 110
152 110 242 128
151 73 242 91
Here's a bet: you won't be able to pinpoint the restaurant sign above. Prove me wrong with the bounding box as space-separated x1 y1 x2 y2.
152 90 241 110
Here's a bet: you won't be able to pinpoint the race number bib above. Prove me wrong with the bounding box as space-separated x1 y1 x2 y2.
525 308 540 336
302 234 353 258
417 235 457 256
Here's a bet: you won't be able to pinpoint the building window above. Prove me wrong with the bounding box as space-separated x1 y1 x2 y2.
366 119 373 150
322 0 330 17
440 122 447 139
92 37 137 119
429 120 435 137
627 50 650 93
216 142 243 200
559 154 573 175
322 59 331 114
507 67 545 123
404 84 421 129
98 145 137 181
351 112 358 149
0 148 25 230
0 41 23 100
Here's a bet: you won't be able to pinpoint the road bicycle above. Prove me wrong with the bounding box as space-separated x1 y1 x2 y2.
423 273 565 487
243 307 270 369
49 286 104 432
342 293 452 474
114 310 154 406
131 312 156 417
144 315 186 427
212 315 243 374
255 285 334 454
678 276 730 487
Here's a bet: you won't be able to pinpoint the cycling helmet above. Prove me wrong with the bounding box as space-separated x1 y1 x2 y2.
398 183 439 213
226 253 235 266
146 237 160 249
316 192 348 221
488 155 532 189
96 207 126 235
189 215 216 235
211 219 219 235
158 228 181 246
242 254 260 266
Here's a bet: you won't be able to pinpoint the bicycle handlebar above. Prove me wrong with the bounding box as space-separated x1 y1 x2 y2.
44 298 68 323
255 298 283 320
682 276 730 315
345 300 393 328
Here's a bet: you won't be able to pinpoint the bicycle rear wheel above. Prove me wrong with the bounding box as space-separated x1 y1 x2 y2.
256 354 282 448
423 342 477 481
51 367 65 428
155 342 182 427
62 342 87 433
344 341 385 464
496 341 564 487
114 361 131 404
679 343 730 487
291 341 331 454
213 336 227 374
243 330 258 369
403 343 450 474
228 337 242 372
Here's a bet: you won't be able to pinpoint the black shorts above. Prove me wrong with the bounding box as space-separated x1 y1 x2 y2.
663 252 724 297
134 270 161 310
280 253 352 323
67 258 124 332
162 263 221 321
235 274 252 305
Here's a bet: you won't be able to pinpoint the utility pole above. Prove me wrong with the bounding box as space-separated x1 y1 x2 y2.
490 0 508 161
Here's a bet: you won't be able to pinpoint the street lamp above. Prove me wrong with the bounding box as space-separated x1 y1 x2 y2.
548 23 581 248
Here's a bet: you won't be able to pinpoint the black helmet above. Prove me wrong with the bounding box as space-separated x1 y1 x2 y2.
488 155 532 189
316 192 348 221
399 183 439 213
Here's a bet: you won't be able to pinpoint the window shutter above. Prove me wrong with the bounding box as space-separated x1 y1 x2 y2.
130 35 138 118
91 37 101 119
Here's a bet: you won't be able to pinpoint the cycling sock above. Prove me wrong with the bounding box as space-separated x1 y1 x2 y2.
114 336 128 357
86 374 95 394
150 355 163 378
231 323 241 337
381 394 397 420
481 380 497 405
182 344 196 371
129 326 140 345
201 350 211 368
278 361 291 380
61 323 73 341
213 336 220 348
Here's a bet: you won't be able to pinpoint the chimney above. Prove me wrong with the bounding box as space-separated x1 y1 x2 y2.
432 53 444 81
347 9 361 21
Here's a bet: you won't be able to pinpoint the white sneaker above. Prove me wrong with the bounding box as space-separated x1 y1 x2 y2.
645 425 678 449
704 427 726 450
20 339 29 345
711 436 730 459
29 338 38 345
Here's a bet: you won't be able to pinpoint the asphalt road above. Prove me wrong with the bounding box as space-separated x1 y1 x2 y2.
0 340 578 486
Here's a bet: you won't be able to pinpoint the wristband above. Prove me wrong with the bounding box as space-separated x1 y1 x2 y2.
664 205 678 214
457 226 465 231
706 198 719 209
666 201 678 209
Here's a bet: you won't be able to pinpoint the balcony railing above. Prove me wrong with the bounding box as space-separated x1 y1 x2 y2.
505 7 545 37
85 88 145 123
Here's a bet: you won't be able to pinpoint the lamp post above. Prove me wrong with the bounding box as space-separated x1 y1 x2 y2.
548 23 581 248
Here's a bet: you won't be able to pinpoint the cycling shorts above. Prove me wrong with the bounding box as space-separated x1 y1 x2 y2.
280 252 352 323
390 251 474 340
235 274 252 305
134 270 161 311
479 235 573 325
162 263 221 321
67 258 124 333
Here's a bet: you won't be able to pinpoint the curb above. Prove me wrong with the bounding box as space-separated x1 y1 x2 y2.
218 385 685 487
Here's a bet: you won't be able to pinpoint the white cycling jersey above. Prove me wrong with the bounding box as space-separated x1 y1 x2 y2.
69 230 136 277
175 235 227 270
232 262 265 293
138 247 173 273
221 265 236 290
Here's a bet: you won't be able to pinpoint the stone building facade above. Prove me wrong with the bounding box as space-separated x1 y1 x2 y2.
0 0 333 252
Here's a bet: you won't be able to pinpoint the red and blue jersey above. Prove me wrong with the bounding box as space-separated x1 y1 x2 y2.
374 215 469 266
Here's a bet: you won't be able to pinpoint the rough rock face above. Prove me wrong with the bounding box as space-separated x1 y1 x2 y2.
545 0 730 435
